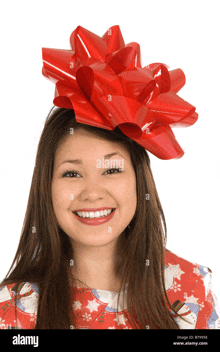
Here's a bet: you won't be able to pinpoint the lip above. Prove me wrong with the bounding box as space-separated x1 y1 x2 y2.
72 208 116 226
73 207 114 212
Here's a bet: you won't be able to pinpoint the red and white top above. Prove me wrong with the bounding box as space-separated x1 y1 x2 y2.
0 250 219 329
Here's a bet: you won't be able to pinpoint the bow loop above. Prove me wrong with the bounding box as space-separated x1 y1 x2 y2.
76 66 94 100
70 26 107 63
102 25 125 55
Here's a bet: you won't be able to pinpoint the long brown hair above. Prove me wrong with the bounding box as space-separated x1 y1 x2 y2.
0 107 186 329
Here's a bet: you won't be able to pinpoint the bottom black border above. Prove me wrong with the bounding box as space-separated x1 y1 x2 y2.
0 329 219 348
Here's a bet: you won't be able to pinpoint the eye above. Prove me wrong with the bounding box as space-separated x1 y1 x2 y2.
61 168 123 178
62 170 81 178
104 168 123 174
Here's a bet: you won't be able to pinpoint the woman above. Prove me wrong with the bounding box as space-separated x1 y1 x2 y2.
0 25 219 329
0 107 219 329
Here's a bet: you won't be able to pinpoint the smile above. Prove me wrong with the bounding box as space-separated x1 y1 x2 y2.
74 208 115 219
72 208 116 226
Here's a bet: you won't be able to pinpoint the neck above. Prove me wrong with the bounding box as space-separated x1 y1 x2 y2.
69 232 127 291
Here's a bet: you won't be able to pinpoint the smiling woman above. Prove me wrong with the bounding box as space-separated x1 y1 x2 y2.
0 107 219 329
51 122 137 294
52 126 137 245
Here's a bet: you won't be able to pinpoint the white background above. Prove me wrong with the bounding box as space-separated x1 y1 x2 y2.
0 1 219 303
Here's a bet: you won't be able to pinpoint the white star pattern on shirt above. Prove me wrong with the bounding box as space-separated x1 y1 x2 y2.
72 300 82 310
167 263 185 280
193 266 202 276
184 293 199 304
82 312 92 322
114 313 128 326
86 299 100 312
170 281 181 292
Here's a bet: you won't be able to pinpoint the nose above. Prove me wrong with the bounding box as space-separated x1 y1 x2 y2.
79 178 106 202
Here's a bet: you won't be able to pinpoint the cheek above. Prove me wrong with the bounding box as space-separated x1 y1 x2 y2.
51 181 73 212
114 175 137 213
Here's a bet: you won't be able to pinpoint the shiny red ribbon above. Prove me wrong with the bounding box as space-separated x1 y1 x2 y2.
42 25 198 160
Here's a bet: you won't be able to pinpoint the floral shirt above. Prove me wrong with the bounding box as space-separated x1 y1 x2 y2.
0 250 219 329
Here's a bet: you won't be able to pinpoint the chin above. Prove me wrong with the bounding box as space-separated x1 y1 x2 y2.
66 224 127 248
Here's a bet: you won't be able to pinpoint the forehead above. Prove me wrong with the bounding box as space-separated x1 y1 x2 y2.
54 128 130 162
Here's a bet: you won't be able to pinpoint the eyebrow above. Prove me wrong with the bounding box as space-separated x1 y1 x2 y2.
56 152 126 170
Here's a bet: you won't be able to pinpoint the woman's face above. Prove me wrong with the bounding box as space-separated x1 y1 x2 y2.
51 128 137 248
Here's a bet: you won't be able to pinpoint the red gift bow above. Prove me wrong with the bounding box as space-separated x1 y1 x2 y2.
42 25 198 160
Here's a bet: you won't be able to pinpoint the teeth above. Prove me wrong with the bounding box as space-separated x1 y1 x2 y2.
75 209 114 219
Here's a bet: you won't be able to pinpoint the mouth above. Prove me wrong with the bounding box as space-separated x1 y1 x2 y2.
73 208 115 219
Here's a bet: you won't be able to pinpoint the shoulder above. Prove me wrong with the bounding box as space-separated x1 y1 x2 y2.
0 282 39 329
164 248 213 294
165 248 212 277
164 249 220 329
